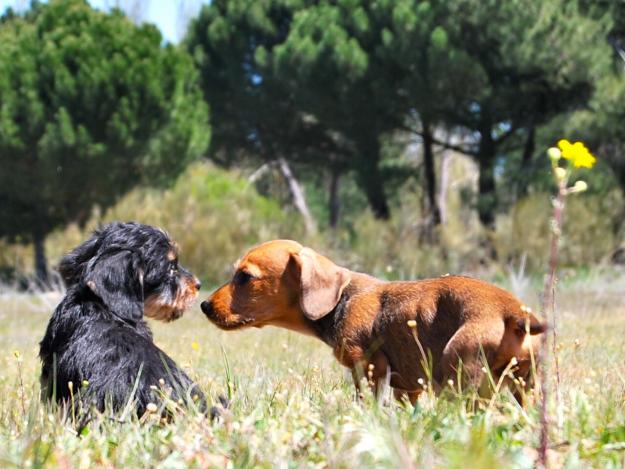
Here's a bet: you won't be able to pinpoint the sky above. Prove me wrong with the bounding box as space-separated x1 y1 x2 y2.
0 0 208 43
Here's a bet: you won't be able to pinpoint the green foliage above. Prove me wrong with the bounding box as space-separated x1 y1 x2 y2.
436 0 611 226
0 0 209 261
186 0 331 167
187 0 622 231
572 0 625 144
273 0 424 218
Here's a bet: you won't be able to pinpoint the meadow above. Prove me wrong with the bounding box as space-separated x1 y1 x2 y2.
1 268 624 468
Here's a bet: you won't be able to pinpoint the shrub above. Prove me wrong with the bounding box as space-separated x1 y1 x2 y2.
494 190 623 270
44 162 301 286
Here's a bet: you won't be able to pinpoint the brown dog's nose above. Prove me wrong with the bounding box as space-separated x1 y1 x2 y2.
200 300 212 316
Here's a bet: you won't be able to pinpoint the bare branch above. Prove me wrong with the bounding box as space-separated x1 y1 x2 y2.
404 126 479 157
277 159 317 235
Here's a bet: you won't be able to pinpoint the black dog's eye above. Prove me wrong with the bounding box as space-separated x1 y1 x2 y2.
233 270 252 286
169 262 178 276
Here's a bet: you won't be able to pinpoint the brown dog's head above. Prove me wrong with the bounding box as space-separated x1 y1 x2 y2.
201 240 350 333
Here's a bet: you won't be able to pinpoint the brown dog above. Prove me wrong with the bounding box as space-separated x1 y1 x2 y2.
201 240 545 403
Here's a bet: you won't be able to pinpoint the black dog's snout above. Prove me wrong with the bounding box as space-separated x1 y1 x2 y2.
195 280 202 290
200 300 212 315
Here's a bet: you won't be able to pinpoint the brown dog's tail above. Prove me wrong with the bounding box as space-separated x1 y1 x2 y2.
506 310 547 336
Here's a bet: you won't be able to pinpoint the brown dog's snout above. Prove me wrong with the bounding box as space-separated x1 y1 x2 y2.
200 300 213 316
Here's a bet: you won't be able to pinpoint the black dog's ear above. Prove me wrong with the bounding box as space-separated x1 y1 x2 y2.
85 250 144 323
58 234 102 286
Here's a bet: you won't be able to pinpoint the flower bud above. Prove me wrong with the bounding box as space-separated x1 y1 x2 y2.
554 167 567 182
547 147 561 162
570 180 588 193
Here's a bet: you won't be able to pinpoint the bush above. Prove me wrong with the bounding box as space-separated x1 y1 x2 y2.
494 190 623 270
314 177 486 280
44 162 301 287
3 158 622 288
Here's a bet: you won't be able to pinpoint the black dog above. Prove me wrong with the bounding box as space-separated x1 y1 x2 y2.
39 222 206 416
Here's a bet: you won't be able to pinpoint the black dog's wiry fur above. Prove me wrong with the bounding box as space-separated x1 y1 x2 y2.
39 222 206 416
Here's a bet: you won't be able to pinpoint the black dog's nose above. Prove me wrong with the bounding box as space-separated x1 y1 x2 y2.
200 300 212 315
195 280 202 290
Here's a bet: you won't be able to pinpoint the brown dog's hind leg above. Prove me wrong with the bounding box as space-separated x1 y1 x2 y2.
393 388 422 405
437 322 504 396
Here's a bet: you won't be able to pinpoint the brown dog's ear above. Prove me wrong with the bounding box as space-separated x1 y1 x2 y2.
292 247 350 320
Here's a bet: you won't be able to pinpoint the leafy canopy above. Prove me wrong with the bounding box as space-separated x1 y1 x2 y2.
0 0 210 243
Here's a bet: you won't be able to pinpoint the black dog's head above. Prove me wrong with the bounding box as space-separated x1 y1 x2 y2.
59 222 201 323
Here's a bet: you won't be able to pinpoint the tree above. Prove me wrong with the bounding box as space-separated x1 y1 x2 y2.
375 0 479 228
0 0 210 283
437 0 610 227
273 1 411 219
186 0 350 228
270 1 476 222
564 1 625 191
187 1 466 224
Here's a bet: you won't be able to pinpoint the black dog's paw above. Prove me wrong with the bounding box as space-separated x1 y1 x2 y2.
209 395 230 421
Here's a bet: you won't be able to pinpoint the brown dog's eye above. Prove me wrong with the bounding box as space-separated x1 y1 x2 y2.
233 270 252 286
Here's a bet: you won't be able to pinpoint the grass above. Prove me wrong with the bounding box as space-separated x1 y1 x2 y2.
1 272 625 468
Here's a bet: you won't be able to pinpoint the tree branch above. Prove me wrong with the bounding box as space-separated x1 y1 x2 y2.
405 126 479 157
493 125 519 145
277 158 317 235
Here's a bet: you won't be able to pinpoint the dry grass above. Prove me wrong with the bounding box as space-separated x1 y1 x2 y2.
1 269 625 467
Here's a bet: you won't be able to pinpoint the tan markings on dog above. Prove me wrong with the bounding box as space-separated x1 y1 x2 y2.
145 276 199 322
202 240 546 405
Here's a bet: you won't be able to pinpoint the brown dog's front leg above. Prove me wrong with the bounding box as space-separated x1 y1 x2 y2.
350 350 390 399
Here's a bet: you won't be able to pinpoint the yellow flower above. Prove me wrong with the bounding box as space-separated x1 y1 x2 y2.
557 139 596 168
191 341 200 351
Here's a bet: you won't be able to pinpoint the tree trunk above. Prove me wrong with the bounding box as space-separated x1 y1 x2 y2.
355 137 390 220
477 126 497 228
328 169 341 229
515 125 536 198
33 229 49 286
438 150 451 225
422 125 441 226
277 158 317 235
521 125 535 167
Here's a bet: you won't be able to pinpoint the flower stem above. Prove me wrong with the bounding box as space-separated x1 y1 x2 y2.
538 180 566 468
